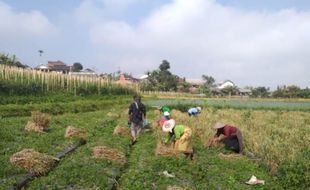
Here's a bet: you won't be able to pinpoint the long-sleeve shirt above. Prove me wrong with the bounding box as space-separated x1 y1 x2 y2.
216 125 237 137
188 108 199 115
164 125 185 143
128 101 146 124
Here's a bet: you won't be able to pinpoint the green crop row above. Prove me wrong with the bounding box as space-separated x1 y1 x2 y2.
0 109 131 190
0 94 132 105
0 98 131 118
144 98 310 111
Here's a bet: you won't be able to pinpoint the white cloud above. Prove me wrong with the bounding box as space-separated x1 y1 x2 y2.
84 0 310 88
0 1 54 37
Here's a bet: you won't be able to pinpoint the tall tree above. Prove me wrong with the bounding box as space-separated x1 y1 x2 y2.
202 75 215 88
143 60 178 91
72 62 83 72
202 75 216 96
0 53 26 68
251 86 270 97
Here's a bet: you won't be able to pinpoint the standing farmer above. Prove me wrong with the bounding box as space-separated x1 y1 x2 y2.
128 95 146 145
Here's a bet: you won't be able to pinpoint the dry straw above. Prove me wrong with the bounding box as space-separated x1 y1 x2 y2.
65 126 87 139
25 111 50 132
167 185 185 190
113 125 131 136
218 153 243 161
10 149 58 176
155 143 178 156
93 146 126 165
106 112 120 118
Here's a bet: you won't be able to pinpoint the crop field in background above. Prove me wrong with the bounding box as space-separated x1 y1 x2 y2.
145 98 310 111
0 65 136 96
0 95 309 189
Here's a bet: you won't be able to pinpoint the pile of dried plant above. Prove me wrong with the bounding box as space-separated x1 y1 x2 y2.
155 143 178 157
93 146 126 165
10 149 58 175
25 111 50 133
65 126 87 139
113 124 131 136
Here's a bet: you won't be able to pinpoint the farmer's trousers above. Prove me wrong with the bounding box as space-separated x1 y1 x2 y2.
131 121 142 139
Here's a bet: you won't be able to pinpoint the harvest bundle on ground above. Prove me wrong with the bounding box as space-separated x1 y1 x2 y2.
93 146 126 165
10 149 58 175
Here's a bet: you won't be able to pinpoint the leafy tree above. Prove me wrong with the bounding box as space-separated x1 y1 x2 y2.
72 62 83 72
202 75 215 88
0 53 26 68
201 75 216 96
142 60 178 91
272 85 302 98
251 86 270 97
221 86 239 96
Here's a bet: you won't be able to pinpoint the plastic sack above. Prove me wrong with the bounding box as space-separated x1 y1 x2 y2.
143 119 150 128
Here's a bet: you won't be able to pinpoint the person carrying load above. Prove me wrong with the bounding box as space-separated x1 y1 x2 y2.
188 107 201 117
162 119 194 159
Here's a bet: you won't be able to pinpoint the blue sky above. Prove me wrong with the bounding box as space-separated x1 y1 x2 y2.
1 0 310 88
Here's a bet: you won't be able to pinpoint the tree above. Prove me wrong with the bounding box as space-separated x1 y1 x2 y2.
221 86 239 96
159 60 170 71
0 53 26 68
72 62 83 72
142 60 178 91
201 75 216 96
202 75 215 88
272 85 302 98
251 86 270 97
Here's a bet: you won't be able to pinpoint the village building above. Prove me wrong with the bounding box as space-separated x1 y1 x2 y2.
69 68 97 77
47 61 71 74
216 80 235 89
116 74 140 85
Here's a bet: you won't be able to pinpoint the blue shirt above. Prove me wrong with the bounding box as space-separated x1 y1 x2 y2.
188 108 198 115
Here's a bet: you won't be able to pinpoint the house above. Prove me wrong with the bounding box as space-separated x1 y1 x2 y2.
35 64 49 72
116 74 139 85
217 80 235 89
48 61 70 74
238 88 252 96
186 79 204 93
69 68 97 77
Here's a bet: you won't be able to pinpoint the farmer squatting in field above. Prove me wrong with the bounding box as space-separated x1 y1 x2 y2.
188 106 201 117
211 122 244 154
162 119 194 159
128 95 146 145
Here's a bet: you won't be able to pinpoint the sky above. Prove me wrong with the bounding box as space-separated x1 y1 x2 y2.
1 0 310 89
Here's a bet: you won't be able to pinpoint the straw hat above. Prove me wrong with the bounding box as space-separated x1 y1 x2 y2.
197 107 201 112
213 122 225 129
162 119 175 133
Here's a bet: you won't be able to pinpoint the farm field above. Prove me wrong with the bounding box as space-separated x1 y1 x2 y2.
145 98 310 111
1 95 309 190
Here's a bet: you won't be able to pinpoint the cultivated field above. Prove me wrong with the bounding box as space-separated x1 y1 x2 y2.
0 96 309 189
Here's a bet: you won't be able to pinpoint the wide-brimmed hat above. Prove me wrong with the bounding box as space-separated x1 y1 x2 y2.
162 119 175 133
163 111 170 116
213 122 225 129
197 107 201 112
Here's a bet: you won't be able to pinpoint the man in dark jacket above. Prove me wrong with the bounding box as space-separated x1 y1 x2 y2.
128 95 146 145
